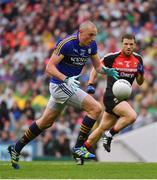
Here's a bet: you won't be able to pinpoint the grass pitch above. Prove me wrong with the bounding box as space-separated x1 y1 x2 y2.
0 161 157 179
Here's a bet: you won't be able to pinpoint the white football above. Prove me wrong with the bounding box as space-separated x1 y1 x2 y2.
112 79 132 100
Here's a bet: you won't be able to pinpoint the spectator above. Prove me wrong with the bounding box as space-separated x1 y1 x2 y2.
133 105 154 129
10 102 22 121
23 100 35 121
0 101 10 131
12 63 31 82
43 130 56 156
53 131 71 158
0 0 156 159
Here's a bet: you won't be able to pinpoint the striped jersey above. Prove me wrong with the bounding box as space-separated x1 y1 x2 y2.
101 51 143 96
50 32 97 84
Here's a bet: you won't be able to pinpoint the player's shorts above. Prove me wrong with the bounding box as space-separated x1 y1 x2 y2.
47 82 87 111
103 94 121 116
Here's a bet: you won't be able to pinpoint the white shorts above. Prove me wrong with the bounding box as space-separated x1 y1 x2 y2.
46 82 88 111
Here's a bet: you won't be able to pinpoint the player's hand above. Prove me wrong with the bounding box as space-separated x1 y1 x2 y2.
86 84 95 94
137 63 144 75
102 66 119 80
64 75 80 93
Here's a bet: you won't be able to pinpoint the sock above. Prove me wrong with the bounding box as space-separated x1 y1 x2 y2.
75 116 96 148
14 122 42 153
84 141 96 154
109 127 119 136
84 141 92 150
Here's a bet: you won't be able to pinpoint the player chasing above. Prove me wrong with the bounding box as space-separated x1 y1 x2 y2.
84 34 144 159
8 21 119 169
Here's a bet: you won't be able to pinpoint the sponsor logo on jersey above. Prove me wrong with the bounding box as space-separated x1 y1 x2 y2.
115 67 137 72
120 72 135 78
71 57 88 65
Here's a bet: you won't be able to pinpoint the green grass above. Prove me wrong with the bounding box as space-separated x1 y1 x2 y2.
0 161 157 179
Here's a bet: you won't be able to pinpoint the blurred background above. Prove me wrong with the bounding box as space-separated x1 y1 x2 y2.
0 0 157 162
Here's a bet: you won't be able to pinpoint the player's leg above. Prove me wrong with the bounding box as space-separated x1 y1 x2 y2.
67 89 102 161
8 83 66 169
112 101 137 133
8 107 62 169
103 101 137 152
84 111 117 150
75 94 102 148
99 95 120 152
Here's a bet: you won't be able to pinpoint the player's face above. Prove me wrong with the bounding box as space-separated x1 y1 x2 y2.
80 27 97 46
122 38 136 56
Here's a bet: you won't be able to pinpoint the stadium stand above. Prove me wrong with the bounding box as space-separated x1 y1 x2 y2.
0 0 157 160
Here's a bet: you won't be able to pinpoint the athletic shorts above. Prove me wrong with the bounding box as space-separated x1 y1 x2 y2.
47 82 88 111
103 94 121 115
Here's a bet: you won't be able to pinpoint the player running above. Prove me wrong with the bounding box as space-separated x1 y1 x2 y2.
84 34 144 156
8 21 119 169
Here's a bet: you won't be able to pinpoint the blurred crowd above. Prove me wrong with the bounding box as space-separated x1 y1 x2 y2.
0 0 157 158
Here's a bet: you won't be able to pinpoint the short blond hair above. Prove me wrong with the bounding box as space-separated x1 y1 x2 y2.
79 21 96 31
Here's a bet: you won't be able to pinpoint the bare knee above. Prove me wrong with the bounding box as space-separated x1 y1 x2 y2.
94 102 102 116
36 116 54 130
36 109 60 130
89 102 102 119
128 111 137 124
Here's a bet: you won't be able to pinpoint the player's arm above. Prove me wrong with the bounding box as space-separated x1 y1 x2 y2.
45 53 66 81
88 67 98 84
90 54 119 80
136 63 144 85
136 74 144 85
86 67 98 94
90 54 104 73
46 50 80 93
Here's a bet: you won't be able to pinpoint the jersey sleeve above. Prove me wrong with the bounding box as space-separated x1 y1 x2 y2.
91 41 97 55
138 56 143 65
53 40 69 56
133 52 144 65
101 54 114 68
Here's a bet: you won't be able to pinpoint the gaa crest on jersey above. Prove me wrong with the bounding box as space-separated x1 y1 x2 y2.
73 48 79 54
80 49 86 56
88 48 91 54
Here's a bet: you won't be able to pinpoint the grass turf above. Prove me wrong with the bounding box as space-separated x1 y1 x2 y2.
0 161 157 179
